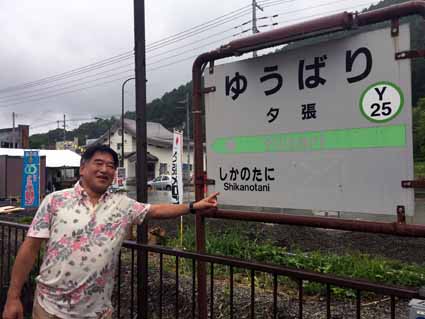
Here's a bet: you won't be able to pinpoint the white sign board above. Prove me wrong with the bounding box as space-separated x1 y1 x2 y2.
112 167 126 190
205 25 414 216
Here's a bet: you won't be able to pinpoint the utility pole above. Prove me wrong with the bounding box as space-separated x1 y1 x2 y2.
121 77 135 167
57 120 60 129
63 114 66 142
177 93 191 179
12 112 16 148
133 1 149 318
252 0 263 57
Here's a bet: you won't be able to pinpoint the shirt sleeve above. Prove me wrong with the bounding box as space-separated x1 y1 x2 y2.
27 194 52 238
129 200 150 225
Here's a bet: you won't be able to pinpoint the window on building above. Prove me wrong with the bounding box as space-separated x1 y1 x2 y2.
182 164 192 181
159 163 168 175
182 164 193 171
117 143 122 150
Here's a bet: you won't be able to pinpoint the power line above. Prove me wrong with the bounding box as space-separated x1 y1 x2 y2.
0 27 239 102
30 120 61 130
0 62 134 101
0 68 134 103
146 9 252 52
0 5 253 94
1 74 135 107
30 117 96 130
0 25 244 104
272 0 374 20
0 0 314 102
274 1 377 26
0 52 134 94
0 1 376 107
146 5 251 49
0 31 238 105
0 1 295 98
0 11 249 96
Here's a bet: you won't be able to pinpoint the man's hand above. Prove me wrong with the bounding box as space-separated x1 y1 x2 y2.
2 237 44 319
193 192 219 211
2 297 23 319
148 192 219 219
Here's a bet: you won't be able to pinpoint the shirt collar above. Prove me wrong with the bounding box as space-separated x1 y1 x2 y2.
74 181 112 203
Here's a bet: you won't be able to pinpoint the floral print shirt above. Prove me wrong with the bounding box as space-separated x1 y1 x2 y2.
27 182 150 318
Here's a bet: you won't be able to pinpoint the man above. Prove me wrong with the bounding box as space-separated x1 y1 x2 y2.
3 144 218 319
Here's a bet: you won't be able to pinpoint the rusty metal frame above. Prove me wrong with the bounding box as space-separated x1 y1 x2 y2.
402 179 425 188
396 50 425 60
192 1 425 317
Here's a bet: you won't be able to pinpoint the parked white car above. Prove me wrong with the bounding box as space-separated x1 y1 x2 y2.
147 174 172 191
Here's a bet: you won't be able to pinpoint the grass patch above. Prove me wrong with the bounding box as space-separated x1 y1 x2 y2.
415 161 425 178
17 216 34 225
166 225 425 298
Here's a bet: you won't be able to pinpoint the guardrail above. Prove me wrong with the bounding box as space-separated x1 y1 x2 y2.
0 220 423 318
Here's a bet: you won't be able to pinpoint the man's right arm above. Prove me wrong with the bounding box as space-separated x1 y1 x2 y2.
2 237 45 319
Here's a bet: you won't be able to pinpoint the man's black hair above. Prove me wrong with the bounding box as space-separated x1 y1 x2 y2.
81 144 119 168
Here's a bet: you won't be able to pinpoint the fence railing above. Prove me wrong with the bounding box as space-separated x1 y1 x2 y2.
0 220 423 318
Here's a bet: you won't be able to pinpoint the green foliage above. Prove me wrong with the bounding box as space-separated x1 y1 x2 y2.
29 82 194 147
29 117 116 149
17 216 34 225
415 162 425 178
166 225 425 298
413 98 425 160
126 82 193 137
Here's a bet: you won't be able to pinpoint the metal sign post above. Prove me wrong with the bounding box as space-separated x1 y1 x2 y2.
192 2 425 317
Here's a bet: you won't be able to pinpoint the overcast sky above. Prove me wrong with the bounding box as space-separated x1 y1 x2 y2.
0 0 378 134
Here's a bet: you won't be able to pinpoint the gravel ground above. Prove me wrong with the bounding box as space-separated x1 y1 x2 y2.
115 264 412 319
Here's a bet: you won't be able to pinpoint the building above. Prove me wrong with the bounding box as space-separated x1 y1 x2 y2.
91 119 199 182
0 125 29 148
0 148 81 200
56 137 80 152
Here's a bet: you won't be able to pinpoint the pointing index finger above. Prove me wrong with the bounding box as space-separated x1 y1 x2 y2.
207 192 220 200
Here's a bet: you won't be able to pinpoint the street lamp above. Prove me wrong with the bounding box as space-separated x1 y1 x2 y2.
121 77 135 167
176 92 191 180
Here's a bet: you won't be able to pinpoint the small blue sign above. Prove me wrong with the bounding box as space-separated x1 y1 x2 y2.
21 151 40 208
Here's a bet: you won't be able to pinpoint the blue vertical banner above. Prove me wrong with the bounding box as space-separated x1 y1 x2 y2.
21 150 40 208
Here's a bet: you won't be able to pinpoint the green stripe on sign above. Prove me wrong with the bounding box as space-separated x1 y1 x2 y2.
211 124 406 154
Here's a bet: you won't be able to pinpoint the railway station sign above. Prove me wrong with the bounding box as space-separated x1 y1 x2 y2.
205 25 414 215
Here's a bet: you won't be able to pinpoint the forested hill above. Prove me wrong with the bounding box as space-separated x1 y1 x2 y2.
29 82 192 149
30 0 425 157
125 82 192 134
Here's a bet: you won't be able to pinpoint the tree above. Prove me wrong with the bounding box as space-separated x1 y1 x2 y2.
413 98 425 160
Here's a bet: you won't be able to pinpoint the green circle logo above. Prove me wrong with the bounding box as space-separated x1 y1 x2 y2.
24 164 37 175
359 81 404 123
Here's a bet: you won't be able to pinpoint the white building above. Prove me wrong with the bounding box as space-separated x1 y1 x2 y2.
92 119 201 182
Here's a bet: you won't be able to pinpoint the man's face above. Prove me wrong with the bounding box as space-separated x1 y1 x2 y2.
79 151 116 194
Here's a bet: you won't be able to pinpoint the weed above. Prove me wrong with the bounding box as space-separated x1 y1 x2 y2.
165 225 425 299
17 216 34 225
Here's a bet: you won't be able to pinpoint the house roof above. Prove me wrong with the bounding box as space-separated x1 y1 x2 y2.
127 151 158 163
94 119 175 148
85 138 98 147
0 148 81 168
